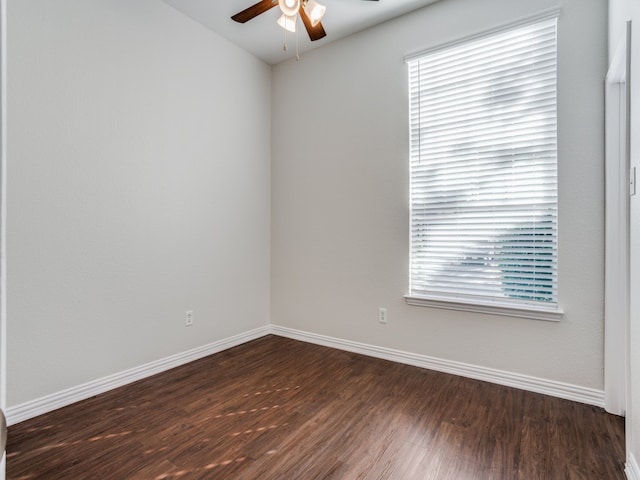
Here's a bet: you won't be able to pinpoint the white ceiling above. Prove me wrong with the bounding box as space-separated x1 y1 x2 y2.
161 0 440 65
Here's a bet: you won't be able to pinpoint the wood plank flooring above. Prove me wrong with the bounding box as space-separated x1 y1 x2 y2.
7 335 625 479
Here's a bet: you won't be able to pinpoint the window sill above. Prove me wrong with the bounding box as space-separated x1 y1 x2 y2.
404 295 564 322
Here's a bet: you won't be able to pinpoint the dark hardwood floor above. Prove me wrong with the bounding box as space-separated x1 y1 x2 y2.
7 335 625 479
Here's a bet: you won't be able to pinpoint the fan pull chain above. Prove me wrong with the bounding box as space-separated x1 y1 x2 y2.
295 19 300 61
281 15 300 60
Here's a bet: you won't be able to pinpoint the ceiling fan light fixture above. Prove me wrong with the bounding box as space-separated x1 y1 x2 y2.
303 0 326 27
277 13 297 33
278 0 300 17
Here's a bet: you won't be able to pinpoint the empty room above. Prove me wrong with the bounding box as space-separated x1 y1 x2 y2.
0 0 639 478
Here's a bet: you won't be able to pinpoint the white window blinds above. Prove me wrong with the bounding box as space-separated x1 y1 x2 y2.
407 16 558 310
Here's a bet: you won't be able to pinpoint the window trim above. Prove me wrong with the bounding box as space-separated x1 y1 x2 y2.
404 294 564 322
405 10 563 321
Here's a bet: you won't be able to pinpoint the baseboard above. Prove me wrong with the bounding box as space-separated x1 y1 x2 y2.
270 325 605 408
627 453 640 480
6 325 271 426
6 323 607 425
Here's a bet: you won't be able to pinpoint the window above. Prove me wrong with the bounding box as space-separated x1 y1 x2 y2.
405 14 562 321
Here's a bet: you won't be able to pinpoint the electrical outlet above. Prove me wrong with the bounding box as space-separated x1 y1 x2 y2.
378 307 388 324
185 310 194 327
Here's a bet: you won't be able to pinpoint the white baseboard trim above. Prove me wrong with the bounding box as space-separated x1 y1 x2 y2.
270 325 605 408
6 323 607 426
627 453 640 480
6 326 271 426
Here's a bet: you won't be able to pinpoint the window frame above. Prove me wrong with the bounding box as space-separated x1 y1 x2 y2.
404 10 564 322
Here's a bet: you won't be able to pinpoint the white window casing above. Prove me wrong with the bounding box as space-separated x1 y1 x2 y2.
405 13 563 321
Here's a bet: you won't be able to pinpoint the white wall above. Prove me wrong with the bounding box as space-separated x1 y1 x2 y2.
609 0 640 474
7 0 271 406
272 0 607 389
6 0 613 439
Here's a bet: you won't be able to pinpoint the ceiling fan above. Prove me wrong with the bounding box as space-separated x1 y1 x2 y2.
231 0 380 42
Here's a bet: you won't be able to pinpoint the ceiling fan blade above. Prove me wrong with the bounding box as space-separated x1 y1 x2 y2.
299 6 327 41
231 0 278 23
